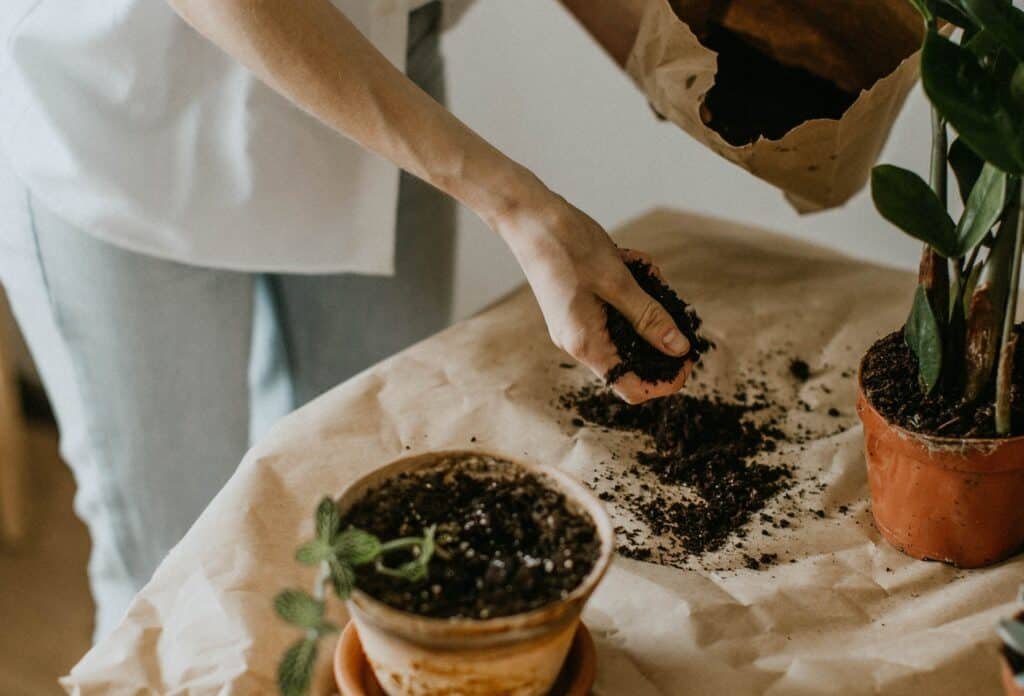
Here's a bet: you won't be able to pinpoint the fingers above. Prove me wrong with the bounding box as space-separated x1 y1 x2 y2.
610 361 693 404
604 267 690 358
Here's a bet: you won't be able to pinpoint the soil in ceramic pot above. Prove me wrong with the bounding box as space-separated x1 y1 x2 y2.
341 455 601 620
605 259 713 385
560 383 791 557
861 329 1024 438
700 24 858 146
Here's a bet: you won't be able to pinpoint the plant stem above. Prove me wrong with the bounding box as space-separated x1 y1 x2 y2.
377 537 427 555
995 180 1024 434
930 109 947 207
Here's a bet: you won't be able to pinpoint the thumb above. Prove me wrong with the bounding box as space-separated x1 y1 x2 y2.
614 280 690 358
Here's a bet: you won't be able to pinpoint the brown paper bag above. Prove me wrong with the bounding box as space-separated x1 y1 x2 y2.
627 0 923 212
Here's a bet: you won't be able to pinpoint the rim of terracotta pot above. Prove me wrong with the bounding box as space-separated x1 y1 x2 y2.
857 346 1024 454
336 449 615 650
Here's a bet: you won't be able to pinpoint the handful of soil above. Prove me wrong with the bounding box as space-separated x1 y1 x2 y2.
341 454 601 620
700 23 858 146
606 259 712 385
861 329 1024 438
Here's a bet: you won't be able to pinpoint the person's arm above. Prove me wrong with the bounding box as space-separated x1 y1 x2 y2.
167 0 691 403
557 0 648 68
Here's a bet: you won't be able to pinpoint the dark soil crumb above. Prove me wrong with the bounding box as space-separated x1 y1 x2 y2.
861 329 1024 438
342 454 600 620
789 359 811 382
700 24 857 146
828 407 840 418
561 384 791 558
605 260 712 385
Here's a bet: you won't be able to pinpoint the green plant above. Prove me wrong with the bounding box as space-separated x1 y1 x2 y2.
273 497 436 696
871 0 1024 435
998 586 1024 687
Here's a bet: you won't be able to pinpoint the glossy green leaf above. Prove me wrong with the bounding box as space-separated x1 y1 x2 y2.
950 0 1024 62
949 138 984 202
872 165 958 257
905 286 944 393
335 528 381 566
957 163 1008 255
274 590 323 630
277 637 318 696
314 497 340 543
922 30 1024 174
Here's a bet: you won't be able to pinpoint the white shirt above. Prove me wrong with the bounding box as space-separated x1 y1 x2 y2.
0 0 470 274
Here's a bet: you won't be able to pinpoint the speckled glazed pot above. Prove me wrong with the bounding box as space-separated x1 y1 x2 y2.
333 451 614 696
857 365 1024 568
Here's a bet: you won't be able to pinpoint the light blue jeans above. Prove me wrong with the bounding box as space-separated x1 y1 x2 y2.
0 3 452 640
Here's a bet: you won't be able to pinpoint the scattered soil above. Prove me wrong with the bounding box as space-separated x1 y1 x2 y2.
789 359 811 382
341 454 601 620
605 260 713 385
700 24 858 146
861 328 1024 438
560 384 791 558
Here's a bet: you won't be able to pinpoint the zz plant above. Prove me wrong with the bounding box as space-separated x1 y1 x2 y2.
871 0 1024 435
273 497 436 696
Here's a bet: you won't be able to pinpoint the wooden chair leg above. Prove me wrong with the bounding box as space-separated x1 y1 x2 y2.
0 294 28 547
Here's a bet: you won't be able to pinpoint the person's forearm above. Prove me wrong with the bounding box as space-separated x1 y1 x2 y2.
168 0 548 228
558 0 648 67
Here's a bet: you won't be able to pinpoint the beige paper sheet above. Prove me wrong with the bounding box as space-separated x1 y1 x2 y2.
626 0 923 213
63 210 1021 695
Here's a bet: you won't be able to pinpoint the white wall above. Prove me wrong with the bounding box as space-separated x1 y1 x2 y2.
444 0 932 319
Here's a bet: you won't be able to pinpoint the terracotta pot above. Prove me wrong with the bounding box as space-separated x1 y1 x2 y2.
857 367 1024 568
333 620 597 696
334 451 615 696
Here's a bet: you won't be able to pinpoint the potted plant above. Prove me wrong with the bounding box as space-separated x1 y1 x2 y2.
273 451 614 696
858 0 1024 567
999 588 1024 696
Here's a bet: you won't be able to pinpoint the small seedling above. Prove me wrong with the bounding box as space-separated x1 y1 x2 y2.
274 497 435 696
998 586 1024 688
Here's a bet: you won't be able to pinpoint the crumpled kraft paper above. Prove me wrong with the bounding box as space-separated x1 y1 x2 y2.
627 0 924 213
63 210 1021 695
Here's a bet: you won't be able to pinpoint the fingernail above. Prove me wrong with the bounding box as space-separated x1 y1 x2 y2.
663 329 690 355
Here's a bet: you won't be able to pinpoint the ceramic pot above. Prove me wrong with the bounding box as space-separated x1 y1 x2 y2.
334 450 615 696
857 366 1024 568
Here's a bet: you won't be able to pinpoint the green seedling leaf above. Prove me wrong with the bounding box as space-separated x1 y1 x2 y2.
949 138 985 202
274 590 324 630
957 163 1008 255
277 637 318 696
951 0 1024 62
922 30 1024 175
905 286 944 393
328 557 356 599
872 165 958 256
314 497 341 544
335 528 381 566
295 539 332 565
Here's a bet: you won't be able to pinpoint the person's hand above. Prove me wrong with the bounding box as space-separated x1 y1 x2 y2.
493 190 693 404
